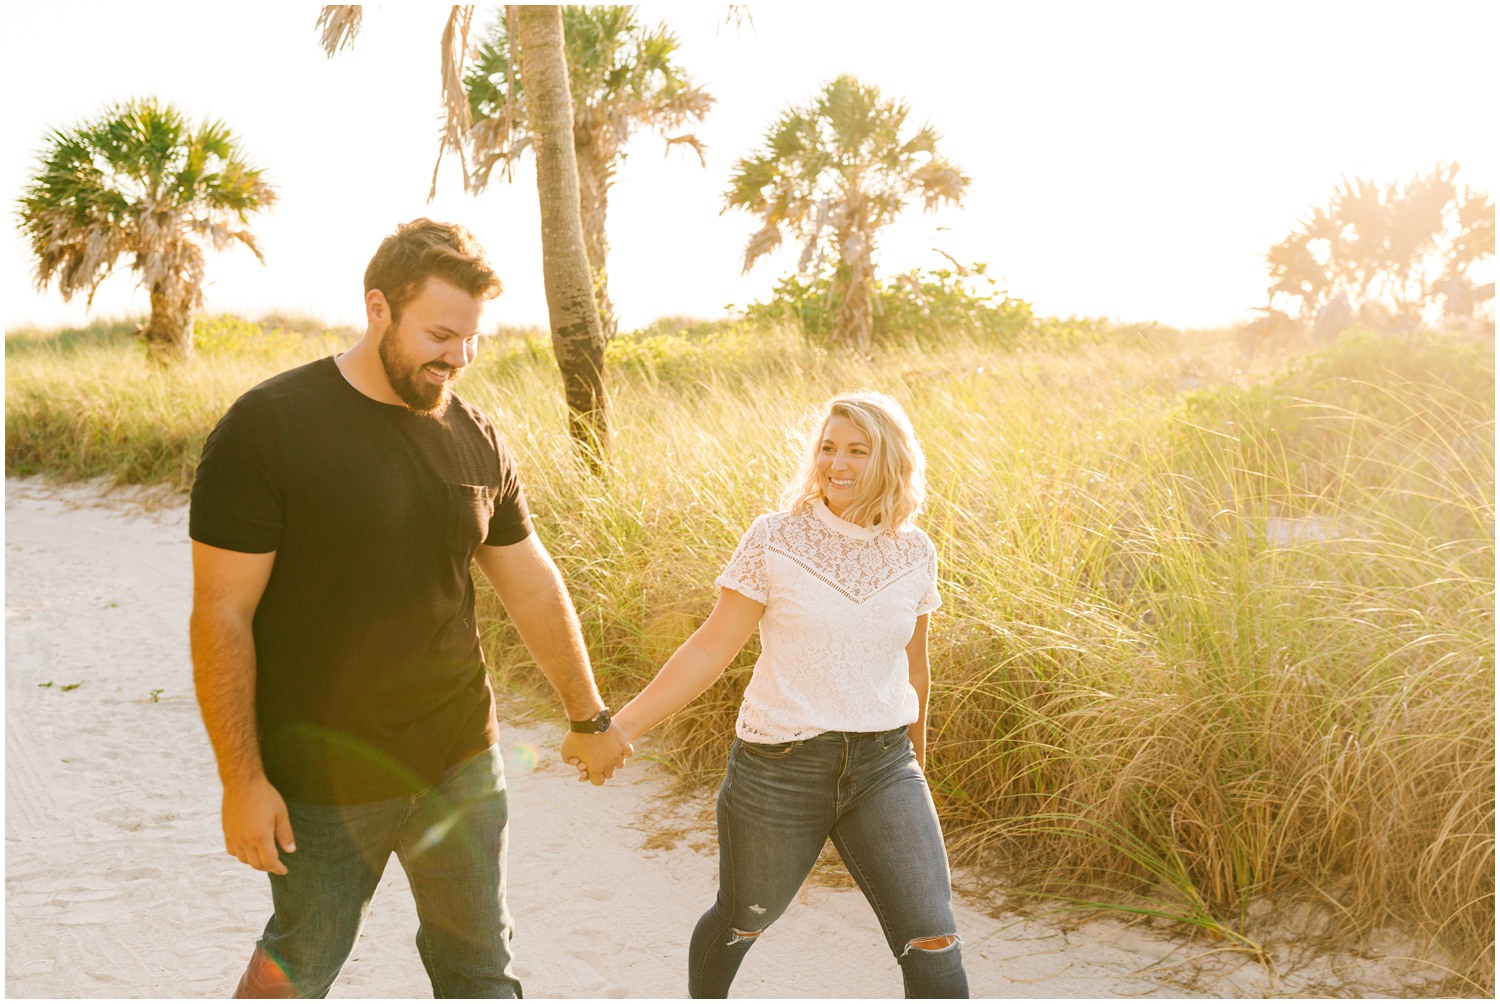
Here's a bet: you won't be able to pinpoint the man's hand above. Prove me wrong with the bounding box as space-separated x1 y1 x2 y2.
561 726 633 786
222 775 296 875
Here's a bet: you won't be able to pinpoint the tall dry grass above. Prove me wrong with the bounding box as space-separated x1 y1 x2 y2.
6 316 1493 989
4 315 350 485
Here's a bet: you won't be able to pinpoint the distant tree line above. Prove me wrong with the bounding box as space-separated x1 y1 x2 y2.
1245 163 1494 350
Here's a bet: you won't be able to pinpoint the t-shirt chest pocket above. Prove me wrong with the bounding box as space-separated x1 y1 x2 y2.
445 482 499 554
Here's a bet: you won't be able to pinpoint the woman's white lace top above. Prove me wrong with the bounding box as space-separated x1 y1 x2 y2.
715 499 940 742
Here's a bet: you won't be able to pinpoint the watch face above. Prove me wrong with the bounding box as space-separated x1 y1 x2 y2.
573 709 611 733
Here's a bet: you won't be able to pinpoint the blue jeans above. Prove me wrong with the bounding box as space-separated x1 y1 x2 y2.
689 728 969 998
233 743 520 999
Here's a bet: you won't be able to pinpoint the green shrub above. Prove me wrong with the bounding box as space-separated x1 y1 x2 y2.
1172 328 1494 533
4 317 144 355
745 263 1033 348
194 314 348 360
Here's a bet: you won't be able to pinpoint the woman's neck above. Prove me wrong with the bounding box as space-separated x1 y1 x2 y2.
822 495 875 528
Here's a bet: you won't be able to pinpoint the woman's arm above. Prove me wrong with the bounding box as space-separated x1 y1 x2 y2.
611 588 765 745
906 613 931 769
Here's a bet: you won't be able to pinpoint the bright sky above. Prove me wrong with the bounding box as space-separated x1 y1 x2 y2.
3 2 1496 333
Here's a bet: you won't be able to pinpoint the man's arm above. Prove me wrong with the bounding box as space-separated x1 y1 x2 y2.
189 542 295 874
473 534 632 785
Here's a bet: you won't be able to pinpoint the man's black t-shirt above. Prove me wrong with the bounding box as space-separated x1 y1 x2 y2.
190 357 532 804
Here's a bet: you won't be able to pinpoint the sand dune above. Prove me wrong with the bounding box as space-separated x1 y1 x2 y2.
4 479 1443 998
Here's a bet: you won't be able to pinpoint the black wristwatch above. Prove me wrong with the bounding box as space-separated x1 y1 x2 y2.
568 707 613 734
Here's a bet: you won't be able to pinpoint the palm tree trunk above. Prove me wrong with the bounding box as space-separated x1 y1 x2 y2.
514 4 609 464
575 142 617 341
142 280 195 366
832 229 874 354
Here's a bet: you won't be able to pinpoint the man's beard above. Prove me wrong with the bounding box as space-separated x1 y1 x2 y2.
378 322 460 415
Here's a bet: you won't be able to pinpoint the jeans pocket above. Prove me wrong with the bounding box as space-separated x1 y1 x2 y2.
738 738 800 760
878 727 912 751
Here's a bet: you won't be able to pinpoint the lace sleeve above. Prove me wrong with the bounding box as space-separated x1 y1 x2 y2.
715 515 770 603
915 535 941 615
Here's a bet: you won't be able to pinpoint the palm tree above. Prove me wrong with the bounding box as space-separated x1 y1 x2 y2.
726 75 969 352
16 97 276 364
463 5 714 340
1267 211 1337 321
319 4 609 463
1265 164 1493 333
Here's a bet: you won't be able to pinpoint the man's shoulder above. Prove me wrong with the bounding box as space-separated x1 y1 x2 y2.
443 392 509 451
444 391 496 430
215 358 351 439
232 357 336 410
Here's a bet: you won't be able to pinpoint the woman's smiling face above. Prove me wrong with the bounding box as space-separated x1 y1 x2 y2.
815 414 871 519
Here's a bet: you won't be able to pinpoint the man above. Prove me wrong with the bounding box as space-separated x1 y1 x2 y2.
190 219 631 998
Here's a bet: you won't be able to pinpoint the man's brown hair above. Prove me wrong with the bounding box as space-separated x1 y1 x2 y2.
364 218 503 320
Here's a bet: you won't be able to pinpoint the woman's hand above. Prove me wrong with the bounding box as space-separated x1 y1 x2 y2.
561 725 633 785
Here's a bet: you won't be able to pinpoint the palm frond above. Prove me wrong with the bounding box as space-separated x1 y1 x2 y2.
316 5 363 56
662 133 707 167
463 4 713 194
639 82 715 133
467 122 530 191
430 4 477 200
722 6 754 31
742 222 783 274
912 158 971 211
184 217 266 262
901 124 941 161
464 8 521 117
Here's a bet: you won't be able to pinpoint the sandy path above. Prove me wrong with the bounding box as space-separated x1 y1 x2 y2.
4 479 1442 998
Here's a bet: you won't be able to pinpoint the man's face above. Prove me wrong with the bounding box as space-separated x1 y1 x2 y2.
376 278 484 414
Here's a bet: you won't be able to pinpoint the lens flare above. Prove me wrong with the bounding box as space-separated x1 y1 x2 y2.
408 811 461 857
238 946 295 996
506 743 538 773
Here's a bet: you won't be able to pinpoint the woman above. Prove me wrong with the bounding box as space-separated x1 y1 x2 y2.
604 391 969 998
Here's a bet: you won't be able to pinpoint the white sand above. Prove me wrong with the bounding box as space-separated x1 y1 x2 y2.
4 478 1448 999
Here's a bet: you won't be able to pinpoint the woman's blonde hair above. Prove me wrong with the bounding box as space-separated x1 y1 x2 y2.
781 391 927 530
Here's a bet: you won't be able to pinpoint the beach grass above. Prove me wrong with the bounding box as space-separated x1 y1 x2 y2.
6 314 1493 990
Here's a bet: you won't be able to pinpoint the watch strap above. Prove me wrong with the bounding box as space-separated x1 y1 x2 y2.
568 708 612 734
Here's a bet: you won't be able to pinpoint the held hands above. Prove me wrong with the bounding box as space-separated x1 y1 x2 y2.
561 725 633 786
221 774 295 875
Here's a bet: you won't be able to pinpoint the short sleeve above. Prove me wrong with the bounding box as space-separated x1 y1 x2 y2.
189 394 285 553
715 515 770 603
915 536 941 616
483 438 533 547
